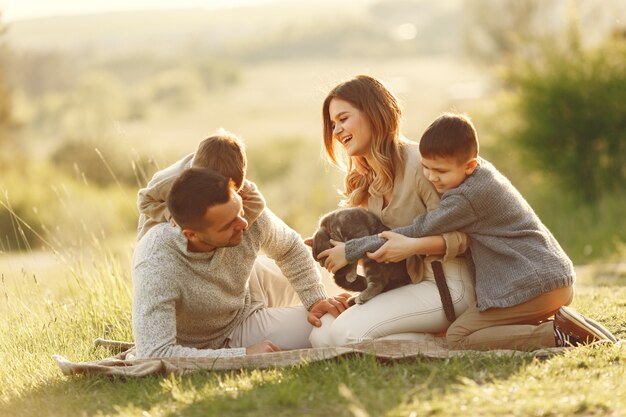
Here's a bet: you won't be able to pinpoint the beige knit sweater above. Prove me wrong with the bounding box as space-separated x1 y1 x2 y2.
132 209 328 358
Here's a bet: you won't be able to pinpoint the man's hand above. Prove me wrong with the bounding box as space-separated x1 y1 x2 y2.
307 293 351 327
366 231 417 263
246 340 281 355
317 240 348 273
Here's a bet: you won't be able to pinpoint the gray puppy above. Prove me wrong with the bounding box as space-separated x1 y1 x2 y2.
312 207 412 305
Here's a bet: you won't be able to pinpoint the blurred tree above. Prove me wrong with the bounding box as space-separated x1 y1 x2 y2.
463 0 545 63
8 51 77 96
463 0 626 65
509 29 626 203
149 68 203 109
51 138 153 188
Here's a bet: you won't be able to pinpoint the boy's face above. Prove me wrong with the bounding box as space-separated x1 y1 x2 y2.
421 156 478 194
183 191 249 252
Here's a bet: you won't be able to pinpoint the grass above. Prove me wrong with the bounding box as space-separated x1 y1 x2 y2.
0 242 624 417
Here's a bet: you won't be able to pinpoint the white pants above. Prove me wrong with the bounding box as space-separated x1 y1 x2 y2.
309 256 474 347
227 255 344 350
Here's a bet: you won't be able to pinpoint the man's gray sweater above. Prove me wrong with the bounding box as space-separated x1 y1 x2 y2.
132 209 328 358
345 158 575 311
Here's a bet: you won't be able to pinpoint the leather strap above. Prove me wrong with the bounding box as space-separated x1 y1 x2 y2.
431 260 456 322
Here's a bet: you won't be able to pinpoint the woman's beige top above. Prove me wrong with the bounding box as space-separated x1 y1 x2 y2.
365 141 468 283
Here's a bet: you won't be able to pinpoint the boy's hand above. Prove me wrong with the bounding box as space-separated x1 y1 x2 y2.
317 240 348 273
366 231 416 263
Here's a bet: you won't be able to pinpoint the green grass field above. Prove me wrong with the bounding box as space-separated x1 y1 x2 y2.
1 244 624 417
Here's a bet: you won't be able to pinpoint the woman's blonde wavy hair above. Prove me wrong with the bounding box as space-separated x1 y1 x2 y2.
322 75 405 207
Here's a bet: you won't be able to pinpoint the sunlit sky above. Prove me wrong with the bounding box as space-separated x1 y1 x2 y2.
0 0 273 21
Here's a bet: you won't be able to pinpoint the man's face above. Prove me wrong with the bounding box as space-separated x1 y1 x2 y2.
184 191 248 252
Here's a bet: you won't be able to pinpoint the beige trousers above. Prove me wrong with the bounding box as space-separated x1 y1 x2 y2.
446 285 574 350
227 255 342 350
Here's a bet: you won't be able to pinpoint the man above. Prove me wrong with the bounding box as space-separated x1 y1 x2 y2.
132 168 347 358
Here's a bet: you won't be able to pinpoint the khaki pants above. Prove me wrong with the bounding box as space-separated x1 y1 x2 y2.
446 285 574 351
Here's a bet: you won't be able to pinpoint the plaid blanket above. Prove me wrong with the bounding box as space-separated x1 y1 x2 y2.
52 337 565 377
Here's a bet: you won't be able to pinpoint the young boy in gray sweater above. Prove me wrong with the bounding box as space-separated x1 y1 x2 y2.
336 113 616 350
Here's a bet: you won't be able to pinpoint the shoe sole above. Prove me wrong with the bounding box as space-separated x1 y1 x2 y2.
558 306 615 343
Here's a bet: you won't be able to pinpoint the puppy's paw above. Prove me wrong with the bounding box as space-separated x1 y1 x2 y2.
347 296 359 306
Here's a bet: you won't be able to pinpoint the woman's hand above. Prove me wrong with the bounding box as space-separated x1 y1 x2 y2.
366 231 419 263
317 240 348 273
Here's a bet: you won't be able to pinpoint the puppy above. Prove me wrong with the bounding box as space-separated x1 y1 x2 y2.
312 207 411 305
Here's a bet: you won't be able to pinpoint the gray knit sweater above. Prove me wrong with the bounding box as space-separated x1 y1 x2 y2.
132 209 328 358
345 158 575 311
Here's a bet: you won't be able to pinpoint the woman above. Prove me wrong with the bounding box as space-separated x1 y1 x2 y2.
310 75 474 347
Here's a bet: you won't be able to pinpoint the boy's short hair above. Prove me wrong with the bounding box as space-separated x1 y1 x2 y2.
192 130 246 191
167 168 235 230
419 113 479 164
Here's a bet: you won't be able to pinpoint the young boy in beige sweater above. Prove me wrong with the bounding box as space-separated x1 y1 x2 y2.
136 130 265 241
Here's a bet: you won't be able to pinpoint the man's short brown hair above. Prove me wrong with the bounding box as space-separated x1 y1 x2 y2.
192 130 246 191
167 168 235 230
419 113 479 164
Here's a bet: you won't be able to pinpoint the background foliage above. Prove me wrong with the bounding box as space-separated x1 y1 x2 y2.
509 33 626 203
1 0 625 260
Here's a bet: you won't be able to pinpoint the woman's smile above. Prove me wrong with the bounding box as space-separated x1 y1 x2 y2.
328 98 373 157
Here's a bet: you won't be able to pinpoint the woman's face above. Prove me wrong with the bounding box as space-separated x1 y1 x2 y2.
328 98 373 158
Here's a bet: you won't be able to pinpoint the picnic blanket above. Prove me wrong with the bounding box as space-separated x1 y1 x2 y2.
52 336 567 377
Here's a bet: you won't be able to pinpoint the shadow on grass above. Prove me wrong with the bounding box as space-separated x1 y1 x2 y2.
0 373 173 417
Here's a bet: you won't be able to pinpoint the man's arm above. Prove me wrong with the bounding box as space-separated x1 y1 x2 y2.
258 209 329 310
257 210 349 325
